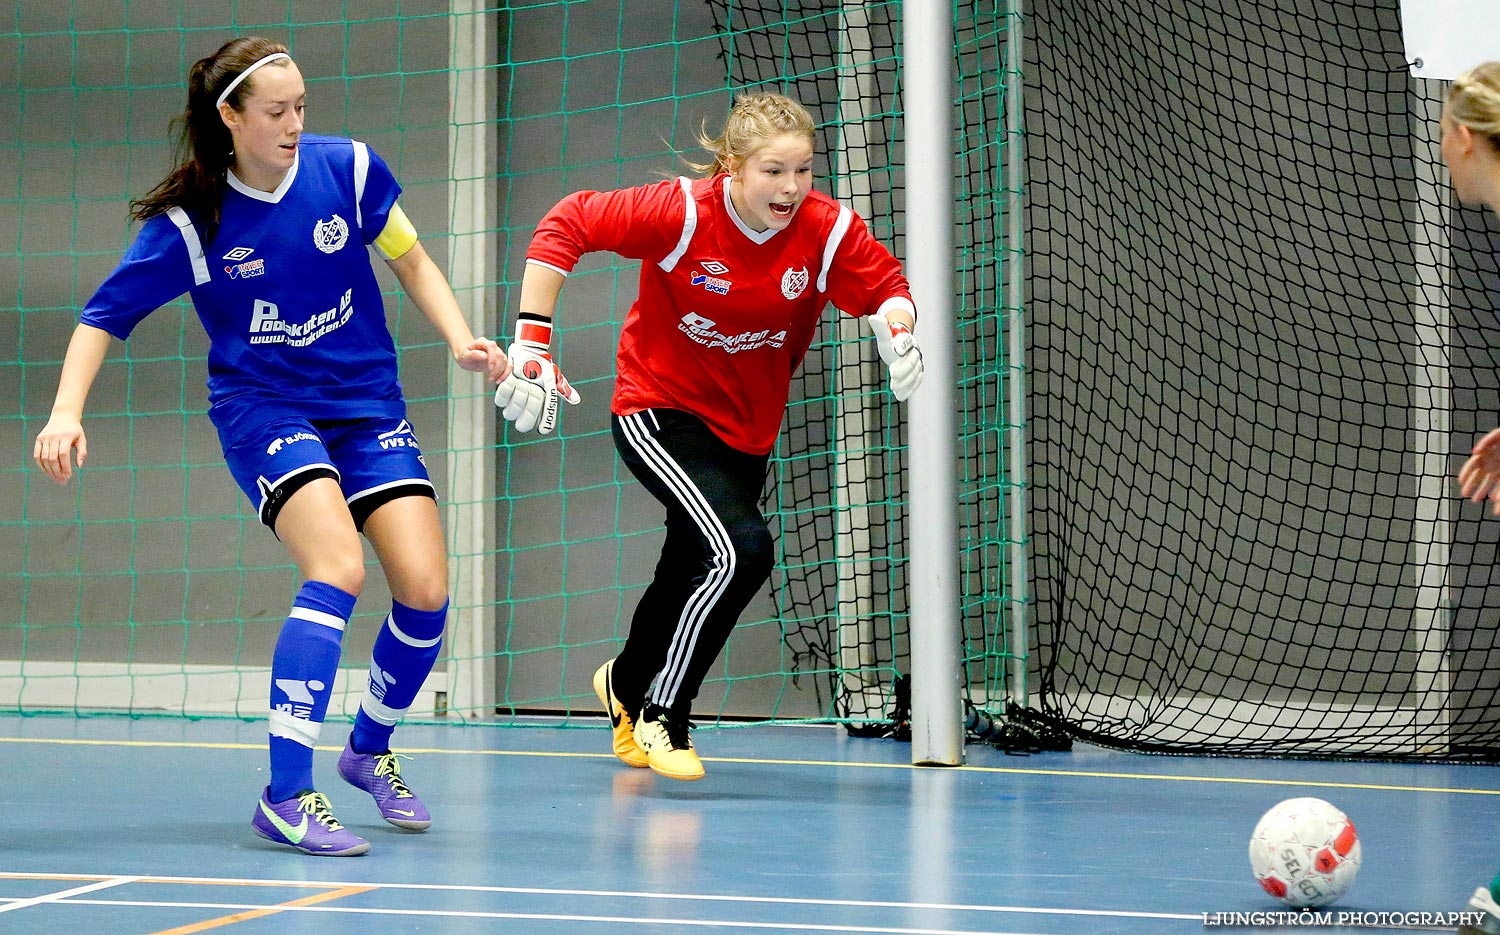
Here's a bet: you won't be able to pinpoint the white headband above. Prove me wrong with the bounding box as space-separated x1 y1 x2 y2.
216 52 291 109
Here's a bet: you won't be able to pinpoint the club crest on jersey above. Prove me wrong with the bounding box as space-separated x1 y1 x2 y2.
313 214 350 254
780 266 809 300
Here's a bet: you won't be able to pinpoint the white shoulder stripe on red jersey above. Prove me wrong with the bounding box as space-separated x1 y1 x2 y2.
816 205 853 293
658 176 697 273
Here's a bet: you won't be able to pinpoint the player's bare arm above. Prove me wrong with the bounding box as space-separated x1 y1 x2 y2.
383 229 510 383
33 323 112 485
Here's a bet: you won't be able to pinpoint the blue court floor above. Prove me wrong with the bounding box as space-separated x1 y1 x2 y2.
0 713 1495 934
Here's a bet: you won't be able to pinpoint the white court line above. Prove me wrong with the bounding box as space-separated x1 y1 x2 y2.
0 897 1067 934
0 875 139 914
0 871 1198 922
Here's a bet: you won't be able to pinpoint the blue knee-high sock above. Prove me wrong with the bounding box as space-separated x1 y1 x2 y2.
349 599 447 755
268 581 356 802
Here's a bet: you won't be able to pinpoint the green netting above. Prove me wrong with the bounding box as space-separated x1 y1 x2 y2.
7 2 1020 732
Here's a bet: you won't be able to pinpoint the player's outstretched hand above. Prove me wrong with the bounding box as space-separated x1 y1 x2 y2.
1460 427 1500 515
34 415 87 485
454 337 512 384
493 315 580 435
868 309 924 401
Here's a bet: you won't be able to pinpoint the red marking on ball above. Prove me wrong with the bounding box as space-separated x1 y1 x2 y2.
1333 821 1356 856
1314 848 1338 873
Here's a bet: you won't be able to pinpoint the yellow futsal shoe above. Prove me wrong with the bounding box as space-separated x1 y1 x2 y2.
633 703 704 781
594 659 649 768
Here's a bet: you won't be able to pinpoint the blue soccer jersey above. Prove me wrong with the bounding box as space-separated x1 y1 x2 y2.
82 135 406 440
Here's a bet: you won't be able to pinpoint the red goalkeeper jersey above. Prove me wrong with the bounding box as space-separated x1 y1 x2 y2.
526 173 915 454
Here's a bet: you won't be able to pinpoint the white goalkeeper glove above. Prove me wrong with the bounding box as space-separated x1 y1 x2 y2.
868 309 924 401
493 313 581 434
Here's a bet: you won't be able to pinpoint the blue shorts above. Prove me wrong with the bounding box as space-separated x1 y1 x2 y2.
220 416 435 531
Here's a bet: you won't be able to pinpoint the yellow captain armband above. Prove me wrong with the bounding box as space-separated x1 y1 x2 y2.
374 203 419 260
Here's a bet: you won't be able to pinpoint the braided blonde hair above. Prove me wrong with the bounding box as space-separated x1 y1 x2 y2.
687 92 815 177
1449 62 1500 150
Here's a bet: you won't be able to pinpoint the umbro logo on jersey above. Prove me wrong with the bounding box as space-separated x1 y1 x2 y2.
780 267 809 300
223 246 255 261
700 260 730 275
313 214 350 254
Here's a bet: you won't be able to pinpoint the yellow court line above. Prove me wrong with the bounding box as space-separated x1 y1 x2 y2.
145 884 375 935
712 757 1500 795
1 735 1498 796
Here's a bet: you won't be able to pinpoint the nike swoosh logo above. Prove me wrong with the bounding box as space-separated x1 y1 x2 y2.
605 668 622 728
390 809 416 817
260 800 309 844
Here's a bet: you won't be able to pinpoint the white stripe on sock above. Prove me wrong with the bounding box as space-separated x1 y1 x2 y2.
358 695 406 728
269 709 322 747
288 606 347 632
384 612 444 648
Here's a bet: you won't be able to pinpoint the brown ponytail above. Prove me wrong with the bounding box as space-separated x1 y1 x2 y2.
130 36 290 245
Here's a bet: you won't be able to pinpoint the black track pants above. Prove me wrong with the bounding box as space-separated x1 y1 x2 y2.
609 408 774 715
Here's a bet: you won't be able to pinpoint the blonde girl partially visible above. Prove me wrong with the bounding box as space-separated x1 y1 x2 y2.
1441 62 1500 213
690 92 817 233
1453 63 1500 523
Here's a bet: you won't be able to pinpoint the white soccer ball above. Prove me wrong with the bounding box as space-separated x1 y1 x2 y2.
1248 797 1361 908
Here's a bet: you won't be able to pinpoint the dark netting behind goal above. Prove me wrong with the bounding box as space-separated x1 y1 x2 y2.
705 2 1021 727
1027 0 1500 759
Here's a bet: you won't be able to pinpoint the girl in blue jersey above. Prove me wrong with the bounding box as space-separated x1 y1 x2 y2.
1450 62 1500 935
32 36 513 857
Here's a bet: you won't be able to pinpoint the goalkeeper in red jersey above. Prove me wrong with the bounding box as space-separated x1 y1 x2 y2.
494 92 923 780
